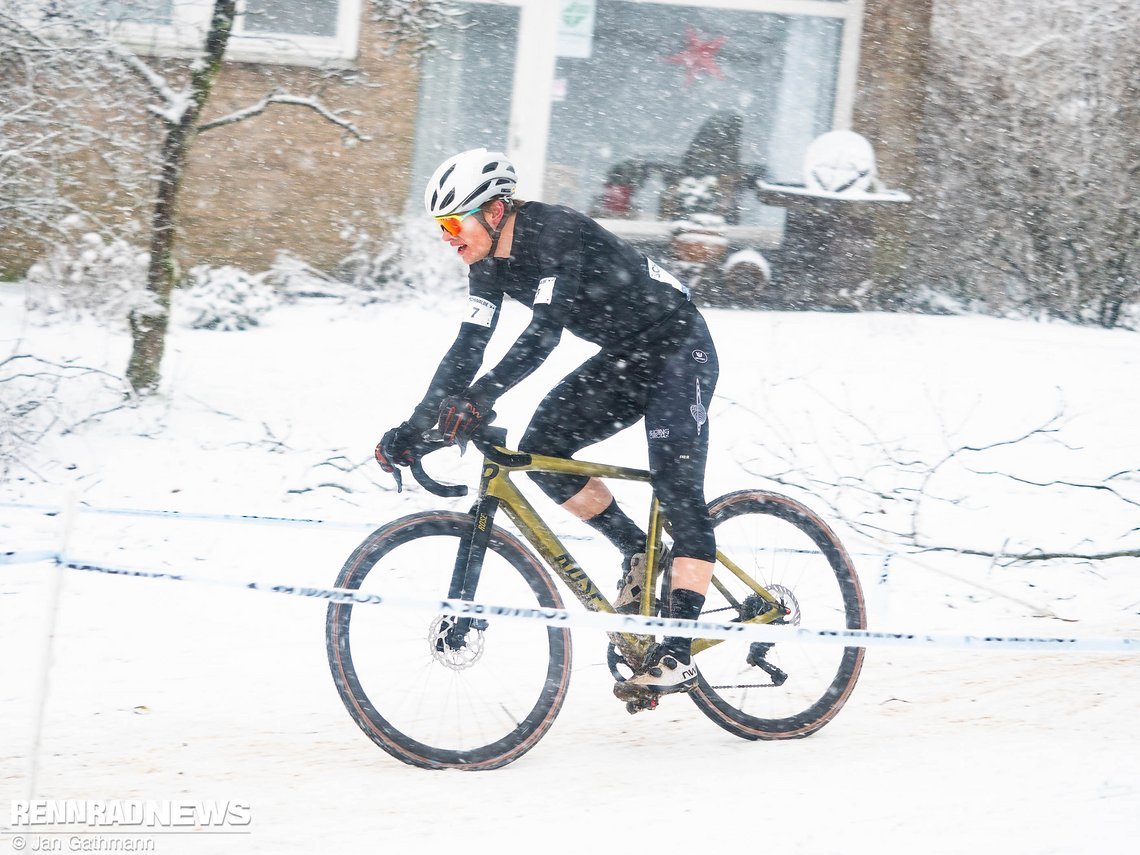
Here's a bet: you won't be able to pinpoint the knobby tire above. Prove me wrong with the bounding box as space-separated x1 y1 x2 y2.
326 511 571 770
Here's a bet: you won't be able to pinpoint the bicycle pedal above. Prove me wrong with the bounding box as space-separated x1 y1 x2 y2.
624 696 659 715
613 679 664 704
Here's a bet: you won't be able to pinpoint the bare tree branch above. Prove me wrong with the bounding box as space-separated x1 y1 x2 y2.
1 354 135 479
965 470 1140 510
916 544 1140 563
726 388 1138 569
197 88 370 140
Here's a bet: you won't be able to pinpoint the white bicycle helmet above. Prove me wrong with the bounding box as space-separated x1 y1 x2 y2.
424 148 517 217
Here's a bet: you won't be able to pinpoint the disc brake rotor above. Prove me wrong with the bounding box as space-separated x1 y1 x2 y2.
428 615 486 670
766 584 801 625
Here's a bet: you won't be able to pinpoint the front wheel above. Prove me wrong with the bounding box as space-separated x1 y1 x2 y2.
689 490 866 739
326 511 571 770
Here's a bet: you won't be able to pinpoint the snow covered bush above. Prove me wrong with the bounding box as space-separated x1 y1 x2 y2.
265 253 356 301
331 216 467 301
264 217 466 305
177 265 277 331
173 214 466 320
23 219 151 323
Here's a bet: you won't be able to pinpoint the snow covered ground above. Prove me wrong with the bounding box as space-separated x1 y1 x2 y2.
2 284 1138 854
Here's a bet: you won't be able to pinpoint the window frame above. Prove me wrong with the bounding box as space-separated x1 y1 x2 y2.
230 0 361 65
87 0 363 67
455 0 864 243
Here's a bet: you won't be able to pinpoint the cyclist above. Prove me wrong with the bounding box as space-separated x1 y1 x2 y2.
376 148 719 697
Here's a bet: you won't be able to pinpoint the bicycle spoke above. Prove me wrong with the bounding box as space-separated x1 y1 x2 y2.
327 512 571 770
689 491 865 739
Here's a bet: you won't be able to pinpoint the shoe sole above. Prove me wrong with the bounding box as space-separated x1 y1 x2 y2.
613 678 697 702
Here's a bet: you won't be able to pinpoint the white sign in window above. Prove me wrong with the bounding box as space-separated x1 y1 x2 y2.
557 0 596 59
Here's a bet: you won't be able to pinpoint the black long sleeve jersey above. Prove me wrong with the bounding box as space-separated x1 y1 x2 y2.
409 202 694 429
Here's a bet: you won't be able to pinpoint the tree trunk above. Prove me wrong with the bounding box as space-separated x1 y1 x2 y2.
852 0 934 305
126 1 237 395
127 125 191 393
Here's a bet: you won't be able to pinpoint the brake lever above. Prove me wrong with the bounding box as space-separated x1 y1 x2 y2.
455 411 496 456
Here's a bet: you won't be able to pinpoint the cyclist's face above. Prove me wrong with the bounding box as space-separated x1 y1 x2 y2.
438 207 491 265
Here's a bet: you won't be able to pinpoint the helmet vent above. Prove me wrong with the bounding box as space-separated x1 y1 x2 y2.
459 180 494 209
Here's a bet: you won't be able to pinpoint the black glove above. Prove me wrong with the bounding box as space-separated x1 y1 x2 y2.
438 395 488 447
375 421 420 473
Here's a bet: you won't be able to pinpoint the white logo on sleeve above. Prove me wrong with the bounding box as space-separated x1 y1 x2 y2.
535 277 557 305
464 295 496 328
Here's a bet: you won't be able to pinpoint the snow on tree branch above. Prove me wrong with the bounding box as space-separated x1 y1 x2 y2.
197 89 370 140
913 0 1140 328
1 1 158 252
371 0 470 55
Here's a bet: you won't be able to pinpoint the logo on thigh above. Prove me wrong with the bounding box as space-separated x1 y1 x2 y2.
690 378 707 436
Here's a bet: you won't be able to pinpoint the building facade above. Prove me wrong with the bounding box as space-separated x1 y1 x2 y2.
11 1 928 288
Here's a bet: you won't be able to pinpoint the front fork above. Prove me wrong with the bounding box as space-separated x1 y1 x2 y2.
438 495 499 651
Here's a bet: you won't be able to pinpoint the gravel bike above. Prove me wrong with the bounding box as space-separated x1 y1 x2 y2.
326 425 866 770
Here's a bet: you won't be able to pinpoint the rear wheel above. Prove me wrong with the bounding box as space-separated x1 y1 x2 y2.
326 511 571 770
689 490 866 739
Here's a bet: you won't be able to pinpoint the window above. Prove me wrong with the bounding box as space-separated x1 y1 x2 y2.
407 0 862 246
547 2 841 237
70 0 362 66
79 1 174 26
62 0 174 27
406 3 522 213
233 0 360 62
241 1 340 39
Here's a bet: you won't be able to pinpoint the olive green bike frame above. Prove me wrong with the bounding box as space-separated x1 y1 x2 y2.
456 444 788 665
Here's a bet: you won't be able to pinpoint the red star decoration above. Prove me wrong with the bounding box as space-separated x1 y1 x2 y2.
663 25 727 89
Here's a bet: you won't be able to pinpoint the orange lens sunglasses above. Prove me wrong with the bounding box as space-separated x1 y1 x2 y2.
434 207 481 237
